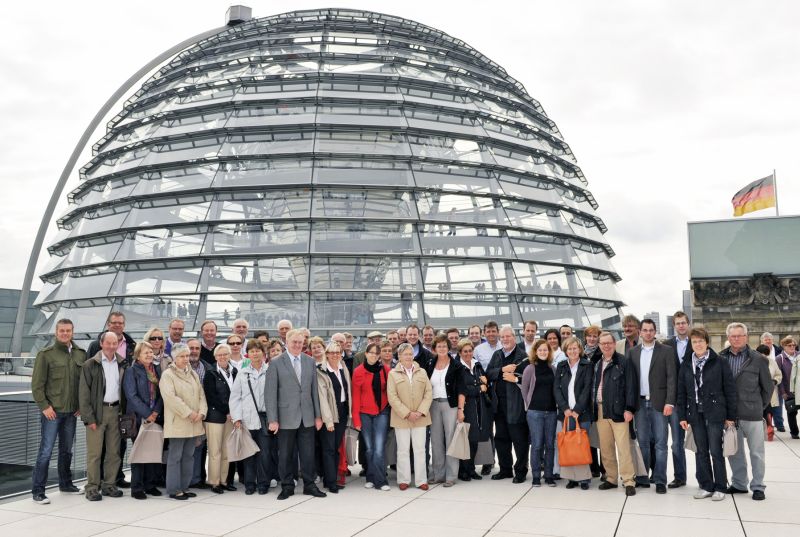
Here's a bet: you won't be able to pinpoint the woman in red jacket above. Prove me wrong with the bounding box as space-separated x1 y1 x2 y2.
351 342 391 491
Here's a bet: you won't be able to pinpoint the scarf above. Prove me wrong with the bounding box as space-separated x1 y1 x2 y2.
584 345 598 359
363 359 385 410
144 362 159 406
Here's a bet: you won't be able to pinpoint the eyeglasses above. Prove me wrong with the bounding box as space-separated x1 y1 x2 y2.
229 341 242 346
148 336 164 341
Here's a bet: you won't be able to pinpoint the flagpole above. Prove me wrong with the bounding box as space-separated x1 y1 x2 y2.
774 169 780 216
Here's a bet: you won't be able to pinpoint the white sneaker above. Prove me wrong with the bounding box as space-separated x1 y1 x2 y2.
711 491 726 501
364 482 375 489
694 490 713 499
380 485 390 491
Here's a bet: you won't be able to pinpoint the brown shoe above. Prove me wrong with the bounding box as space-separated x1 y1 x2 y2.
398 483 409 491
419 483 429 491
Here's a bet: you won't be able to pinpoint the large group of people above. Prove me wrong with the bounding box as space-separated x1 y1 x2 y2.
29 310 793 506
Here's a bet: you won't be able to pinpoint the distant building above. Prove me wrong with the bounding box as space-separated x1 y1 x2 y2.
644 311 661 335
682 290 693 323
665 315 675 338
0 288 43 357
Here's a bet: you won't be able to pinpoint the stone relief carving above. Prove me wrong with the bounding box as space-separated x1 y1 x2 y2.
693 273 795 306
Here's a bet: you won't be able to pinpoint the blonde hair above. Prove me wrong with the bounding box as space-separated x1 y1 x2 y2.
529 339 552 365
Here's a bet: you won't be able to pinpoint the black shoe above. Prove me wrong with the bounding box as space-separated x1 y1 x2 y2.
777 427 786 432
258 488 269 495
459 473 471 482
531 478 541 487
190 482 211 490
553 474 562 480
32 493 50 504
512 475 526 484
580 482 590 490
183 491 197 498
59 485 81 494
303 485 327 498
132 490 147 500
752 490 765 501
591 470 601 478
211 485 225 494
792 434 800 439
598 481 618 490
116 479 131 489
327 486 339 494
656 484 667 494
481 465 492 475
668 479 685 489
86 491 102 502
468 472 482 480
102 488 123 498
277 488 294 500
224 484 237 492
491 472 512 481
727 486 748 494
649 475 655 483
635 482 650 488
566 481 577 489
359 469 367 477
145 488 162 496
545 478 556 487
245 487 256 496
169 493 188 501
625 486 636 496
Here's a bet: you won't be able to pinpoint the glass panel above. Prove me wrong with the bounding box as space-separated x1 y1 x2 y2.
416 192 504 226
309 292 418 328
313 160 414 187
408 134 495 164
512 262 586 296
209 191 311 220
205 257 307 292
212 159 312 187
312 189 418 219
517 296 589 331
148 109 231 138
404 107 486 136
139 136 224 166
315 131 411 156
84 146 149 180
311 222 418 254
129 165 217 196
74 180 137 208
40 304 112 336
422 294 516 328
225 103 317 128
504 207 565 234
203 222 309 255
67 211 130 239
122 201 211 228
310 257 420 291
412 163 503 194
116 226 206 261
420 260 510 293
50 271 117 301
419 225 510 257
218 131 314 156
113 295 200 332
66 239 124 268
205 293 308 331
109 267 202 296
575 269 622 302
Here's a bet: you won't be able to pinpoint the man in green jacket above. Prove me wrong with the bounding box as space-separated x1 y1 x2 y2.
30 318 87 504
79 332 126 501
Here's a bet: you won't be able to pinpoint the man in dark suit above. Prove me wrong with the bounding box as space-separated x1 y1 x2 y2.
627 318 677 494
662 311 692 489
516 320 538 356
401 324 434 370
265 329 326 500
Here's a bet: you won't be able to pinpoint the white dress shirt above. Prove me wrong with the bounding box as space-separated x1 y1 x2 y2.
100 354 120 403
640 343 655 397
474 341 502 370
431 365 448 399
567 360 579 409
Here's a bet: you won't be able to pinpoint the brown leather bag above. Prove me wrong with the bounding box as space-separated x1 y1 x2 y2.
556 418 592 466
119 413 138 440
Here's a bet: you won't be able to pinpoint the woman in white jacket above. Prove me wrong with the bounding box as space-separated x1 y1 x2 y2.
229 339 273 495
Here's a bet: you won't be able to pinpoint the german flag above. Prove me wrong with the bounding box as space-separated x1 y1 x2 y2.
732 174 776 217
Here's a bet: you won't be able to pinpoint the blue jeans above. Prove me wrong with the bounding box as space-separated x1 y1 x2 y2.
361 409 390 488
526 410 557 481
772 404 784 429
634 401 668 485
32 411 77 496
668 410 687 481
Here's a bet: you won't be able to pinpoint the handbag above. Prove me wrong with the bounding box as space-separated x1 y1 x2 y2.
629 438 648 476
345 425 359 465
118 413 138 440
129 422 164 464
588 422 600 449
384 428 397 466
556 418 592 467
226 427 260 462
684 425 697 452
446 422 471 460
786 397 797 413
723 424 738 457
246 376 269 437
474 439 494 466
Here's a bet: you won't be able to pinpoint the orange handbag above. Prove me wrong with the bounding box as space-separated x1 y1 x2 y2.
557 417 592 466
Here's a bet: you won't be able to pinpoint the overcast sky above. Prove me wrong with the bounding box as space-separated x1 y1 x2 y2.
1 0 798 325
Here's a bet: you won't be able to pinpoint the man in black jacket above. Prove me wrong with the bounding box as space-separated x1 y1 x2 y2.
593 332 637 496
676 327 736 500
662 311 692 488
720 322 772 501
486 325 529 483
86 311 136 489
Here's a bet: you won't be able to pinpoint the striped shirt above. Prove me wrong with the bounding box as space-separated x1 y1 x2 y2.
724 347 748 377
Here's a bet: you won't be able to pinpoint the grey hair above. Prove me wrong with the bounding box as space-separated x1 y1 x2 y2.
499 324 515 336
760 332 774 342
99 331 119 344
396 342 413 356
214 344 231 357
171 343 190 358
725 322 748 337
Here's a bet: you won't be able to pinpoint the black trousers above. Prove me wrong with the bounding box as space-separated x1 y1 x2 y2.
459 440 478 477
131 463 159 493
245 429 276 491
278 425 316 490
494 406 529 478
788 407 799 437
320 407 348 489
691 415 726 493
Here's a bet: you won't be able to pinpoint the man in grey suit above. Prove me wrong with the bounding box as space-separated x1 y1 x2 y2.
627 318 677 494
265 328 326 500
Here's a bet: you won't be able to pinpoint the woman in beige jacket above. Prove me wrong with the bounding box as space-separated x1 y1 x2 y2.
316 342 352 493
387 343 432 490
160 343 207 500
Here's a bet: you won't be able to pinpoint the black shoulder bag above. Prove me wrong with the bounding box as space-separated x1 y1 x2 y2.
246 375 269 437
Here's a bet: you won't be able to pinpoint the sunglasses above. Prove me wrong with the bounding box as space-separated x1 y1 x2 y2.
148 336 164 341
229 341 243 345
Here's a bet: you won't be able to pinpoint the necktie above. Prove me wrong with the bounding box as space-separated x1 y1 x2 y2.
293 356 302 382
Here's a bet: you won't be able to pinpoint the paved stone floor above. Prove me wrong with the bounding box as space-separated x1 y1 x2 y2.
2 431 798 537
